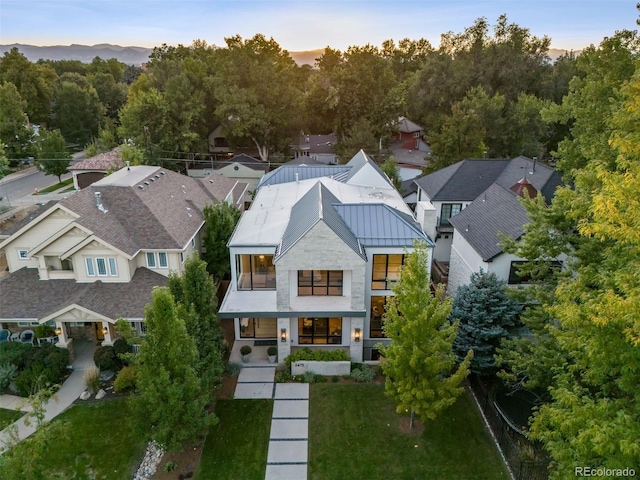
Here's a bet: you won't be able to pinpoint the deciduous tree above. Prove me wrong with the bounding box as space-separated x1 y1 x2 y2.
35 129 71 183
378 241 472 429
0 82 33 160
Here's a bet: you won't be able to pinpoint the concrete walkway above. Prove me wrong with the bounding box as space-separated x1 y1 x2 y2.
0 339 96 453
233 366 310 480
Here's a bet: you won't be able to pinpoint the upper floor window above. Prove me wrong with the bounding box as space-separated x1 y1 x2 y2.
86 257 117 277
298 270 343 296
372 254 404 290
439 203 462 226
18 249 28 259
146 252 169 269
237 254 276 290
370 296 393 338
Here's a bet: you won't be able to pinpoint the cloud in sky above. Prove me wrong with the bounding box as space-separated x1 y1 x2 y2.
0 0 635 51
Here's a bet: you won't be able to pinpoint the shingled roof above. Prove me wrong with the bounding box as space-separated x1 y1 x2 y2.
68 147 123 171
0 267 166 321
31 166 247 257
449 183 531 261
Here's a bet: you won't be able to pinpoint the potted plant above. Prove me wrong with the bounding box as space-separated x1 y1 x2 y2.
267 346 278 364
240 345 252 363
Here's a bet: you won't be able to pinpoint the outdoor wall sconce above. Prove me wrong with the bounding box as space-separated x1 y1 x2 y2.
102 326 109 335
55 327 62 336
354 328 361 342
280 328 287 343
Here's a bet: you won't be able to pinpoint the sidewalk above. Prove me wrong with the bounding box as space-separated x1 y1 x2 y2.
0 339 96 454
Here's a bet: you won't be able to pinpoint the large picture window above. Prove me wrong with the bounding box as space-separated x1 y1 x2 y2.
298 270 343 296
298 317 342 344
237 254 276 290
372 254 404 290
439 203 462 226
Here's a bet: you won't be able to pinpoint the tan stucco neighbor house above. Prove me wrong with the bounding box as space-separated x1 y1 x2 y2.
0 165 247 354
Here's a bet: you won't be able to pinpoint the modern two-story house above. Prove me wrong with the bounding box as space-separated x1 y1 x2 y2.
413 156 563 295
218 150 433 362
0 165 247 355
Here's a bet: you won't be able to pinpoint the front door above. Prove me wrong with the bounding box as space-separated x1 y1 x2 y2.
95 322 104 341
240 318 277 338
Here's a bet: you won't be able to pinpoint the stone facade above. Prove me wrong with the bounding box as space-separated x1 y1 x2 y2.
447 245 473 297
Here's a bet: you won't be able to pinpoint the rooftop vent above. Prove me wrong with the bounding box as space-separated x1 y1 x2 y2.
138 185 144 190
126 161 130 171
160 171 165 175
149 177 155 182
144 181 150 186
95 191 108 213
154 174 160 178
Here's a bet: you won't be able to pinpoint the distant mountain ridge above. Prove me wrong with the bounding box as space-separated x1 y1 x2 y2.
0 43 578 66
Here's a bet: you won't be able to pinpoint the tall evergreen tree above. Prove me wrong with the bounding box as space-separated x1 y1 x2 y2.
134 287 213 451
379 241 472 429
202 202 242 280
168 255 225 398
450 270 521 375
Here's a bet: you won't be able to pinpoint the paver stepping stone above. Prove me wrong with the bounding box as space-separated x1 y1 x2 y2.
238 366 275 383
272 400 308 418
265 463 308 480
274 383 309 399
233 382 274 399
267 440 308 464
270 419 308 439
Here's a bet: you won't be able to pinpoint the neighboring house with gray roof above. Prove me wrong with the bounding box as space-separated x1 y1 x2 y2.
0 165 247 349
290 133 338 164
218 150 432 362
412 156 564 295
188 153 267 194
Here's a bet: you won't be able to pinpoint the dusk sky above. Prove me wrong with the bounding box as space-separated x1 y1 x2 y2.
0 0 636 52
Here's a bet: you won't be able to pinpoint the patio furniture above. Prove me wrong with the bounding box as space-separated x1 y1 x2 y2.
10 332 20 342
19 329 35 345
0 329 10 344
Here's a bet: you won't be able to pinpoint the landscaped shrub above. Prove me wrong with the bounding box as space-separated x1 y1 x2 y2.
350 364 376 383
114 365 138 393
274 370 293 383
93 346 122 372
112 338 133 364
224 362 241 376
0 363 18 393
0 342 32 370
84 366 101 393
34 325 55 338
284 347 350 367
3 343 69 396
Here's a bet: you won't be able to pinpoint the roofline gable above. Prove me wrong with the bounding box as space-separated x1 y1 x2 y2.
27 222 93 257
39 303 113 324
0 203 79 250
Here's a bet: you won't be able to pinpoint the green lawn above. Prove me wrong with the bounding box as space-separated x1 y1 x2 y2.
0 408 24 430
309 384 510 480
196 399 273 480
34 178 73 194
5 398 148 480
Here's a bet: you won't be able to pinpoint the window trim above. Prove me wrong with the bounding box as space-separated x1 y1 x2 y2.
439 203 462 226
18 249 29 260
298 317 342 344
158 252 168 268
85 258 95 276
298 270 343 296
372 254 405 290
146 252 157 268
108 257 117 276
96 257 108 276
236 254 276 291
370 295 392 338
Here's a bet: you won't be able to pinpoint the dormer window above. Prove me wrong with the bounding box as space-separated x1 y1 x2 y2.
18 250 28 259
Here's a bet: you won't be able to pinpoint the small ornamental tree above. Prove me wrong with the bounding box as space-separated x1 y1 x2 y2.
450 270 521 375
379 241 472 429
381 155 402 189
133 287 214 451
35 129 71 183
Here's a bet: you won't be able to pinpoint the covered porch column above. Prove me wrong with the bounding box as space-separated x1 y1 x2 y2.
101 321 114 346
55 321 71 348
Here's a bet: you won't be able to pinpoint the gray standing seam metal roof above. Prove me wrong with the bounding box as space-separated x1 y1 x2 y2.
333 203 431 247
0 267 167 320
344 150 392 187
449 183 530 261
257 165 351 189
276 182 365 261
